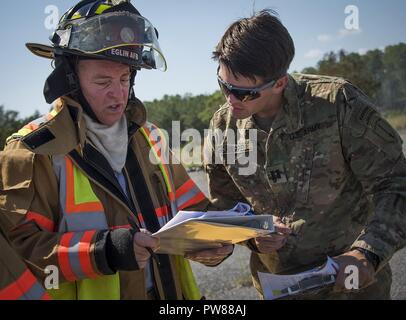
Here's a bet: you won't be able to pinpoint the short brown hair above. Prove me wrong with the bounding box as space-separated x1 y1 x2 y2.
213 9 295 82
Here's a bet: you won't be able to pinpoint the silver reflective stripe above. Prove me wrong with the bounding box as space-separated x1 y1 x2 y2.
20 281 47 300
176 185 201 209
67 232 87 280
52 155 108 233
62 212 108 232
157 216 168 227
169 201 178 217
27 114 49 128
138 220 146 229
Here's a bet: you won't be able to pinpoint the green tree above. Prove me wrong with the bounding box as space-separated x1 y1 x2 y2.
300 43 406 111
0 105 40 150
381 43 406 109
145 91 225 144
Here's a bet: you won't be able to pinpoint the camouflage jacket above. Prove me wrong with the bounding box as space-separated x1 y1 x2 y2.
204 74 406 278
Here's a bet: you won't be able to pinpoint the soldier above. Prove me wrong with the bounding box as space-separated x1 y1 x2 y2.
204 9 406 299
0 0 232 300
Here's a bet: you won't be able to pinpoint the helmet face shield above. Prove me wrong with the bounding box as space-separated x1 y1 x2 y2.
57 11 167 71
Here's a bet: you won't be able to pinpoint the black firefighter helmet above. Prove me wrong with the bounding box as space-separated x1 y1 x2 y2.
26 0 166 121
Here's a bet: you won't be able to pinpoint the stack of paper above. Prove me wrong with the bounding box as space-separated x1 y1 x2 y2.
153 203 274 255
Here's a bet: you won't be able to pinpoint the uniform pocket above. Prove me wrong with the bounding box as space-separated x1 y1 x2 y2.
0 149 35 215
295 142 314 204
0 149 35 191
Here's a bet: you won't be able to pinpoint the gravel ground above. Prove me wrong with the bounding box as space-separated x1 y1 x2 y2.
187 131 406 300
188 171 258 300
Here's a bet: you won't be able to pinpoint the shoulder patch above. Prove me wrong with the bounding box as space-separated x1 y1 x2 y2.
292 73 347 85
22 127 56 151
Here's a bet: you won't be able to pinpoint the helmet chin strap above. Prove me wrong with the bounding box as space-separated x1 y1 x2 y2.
73 89 100 123
128 69 137 102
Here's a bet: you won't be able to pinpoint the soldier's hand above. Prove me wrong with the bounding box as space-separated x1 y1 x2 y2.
185 245 234 267
254 218 291 254
333 250 376 293
133 229 160 269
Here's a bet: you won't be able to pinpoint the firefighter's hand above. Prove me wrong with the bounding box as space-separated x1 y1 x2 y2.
253 217 291 254
133 229 160 269
333 250 376 293
185 245 234 267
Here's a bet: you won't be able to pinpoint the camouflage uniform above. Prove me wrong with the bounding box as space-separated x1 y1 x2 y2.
204 74 406 299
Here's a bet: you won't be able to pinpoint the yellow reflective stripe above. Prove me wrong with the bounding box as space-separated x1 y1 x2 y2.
69 4 112 21
76 274 120 300
6 127 34 144
174 256 202 300
5 128 32 144
95 4 112 15
71 12 82 20
48 272 120 300
49 109 59 117
6 109 59 144
17 128 33 136
73 165 100 205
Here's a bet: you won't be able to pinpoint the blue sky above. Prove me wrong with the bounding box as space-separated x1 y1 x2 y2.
0 0 405 117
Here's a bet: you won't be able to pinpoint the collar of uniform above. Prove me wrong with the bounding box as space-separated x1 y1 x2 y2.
63 96 148 147
58 96 87 151
237 116 269 142
21 97 83 155
236 74 304 137
22 96 147 156
59 96 147 145
280 74 305 134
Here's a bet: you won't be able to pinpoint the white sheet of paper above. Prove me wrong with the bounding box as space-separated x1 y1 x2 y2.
152 202 274 255
157 202 251 232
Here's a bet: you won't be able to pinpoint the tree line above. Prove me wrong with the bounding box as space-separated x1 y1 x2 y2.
301 43 406 111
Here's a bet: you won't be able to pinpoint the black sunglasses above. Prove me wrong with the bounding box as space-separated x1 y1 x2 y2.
217 76 277 102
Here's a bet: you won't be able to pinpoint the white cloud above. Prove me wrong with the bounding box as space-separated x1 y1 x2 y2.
358 48 369 55
304 49 324 59
315 28 362 43
338 28 363 39
317 34 333 43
